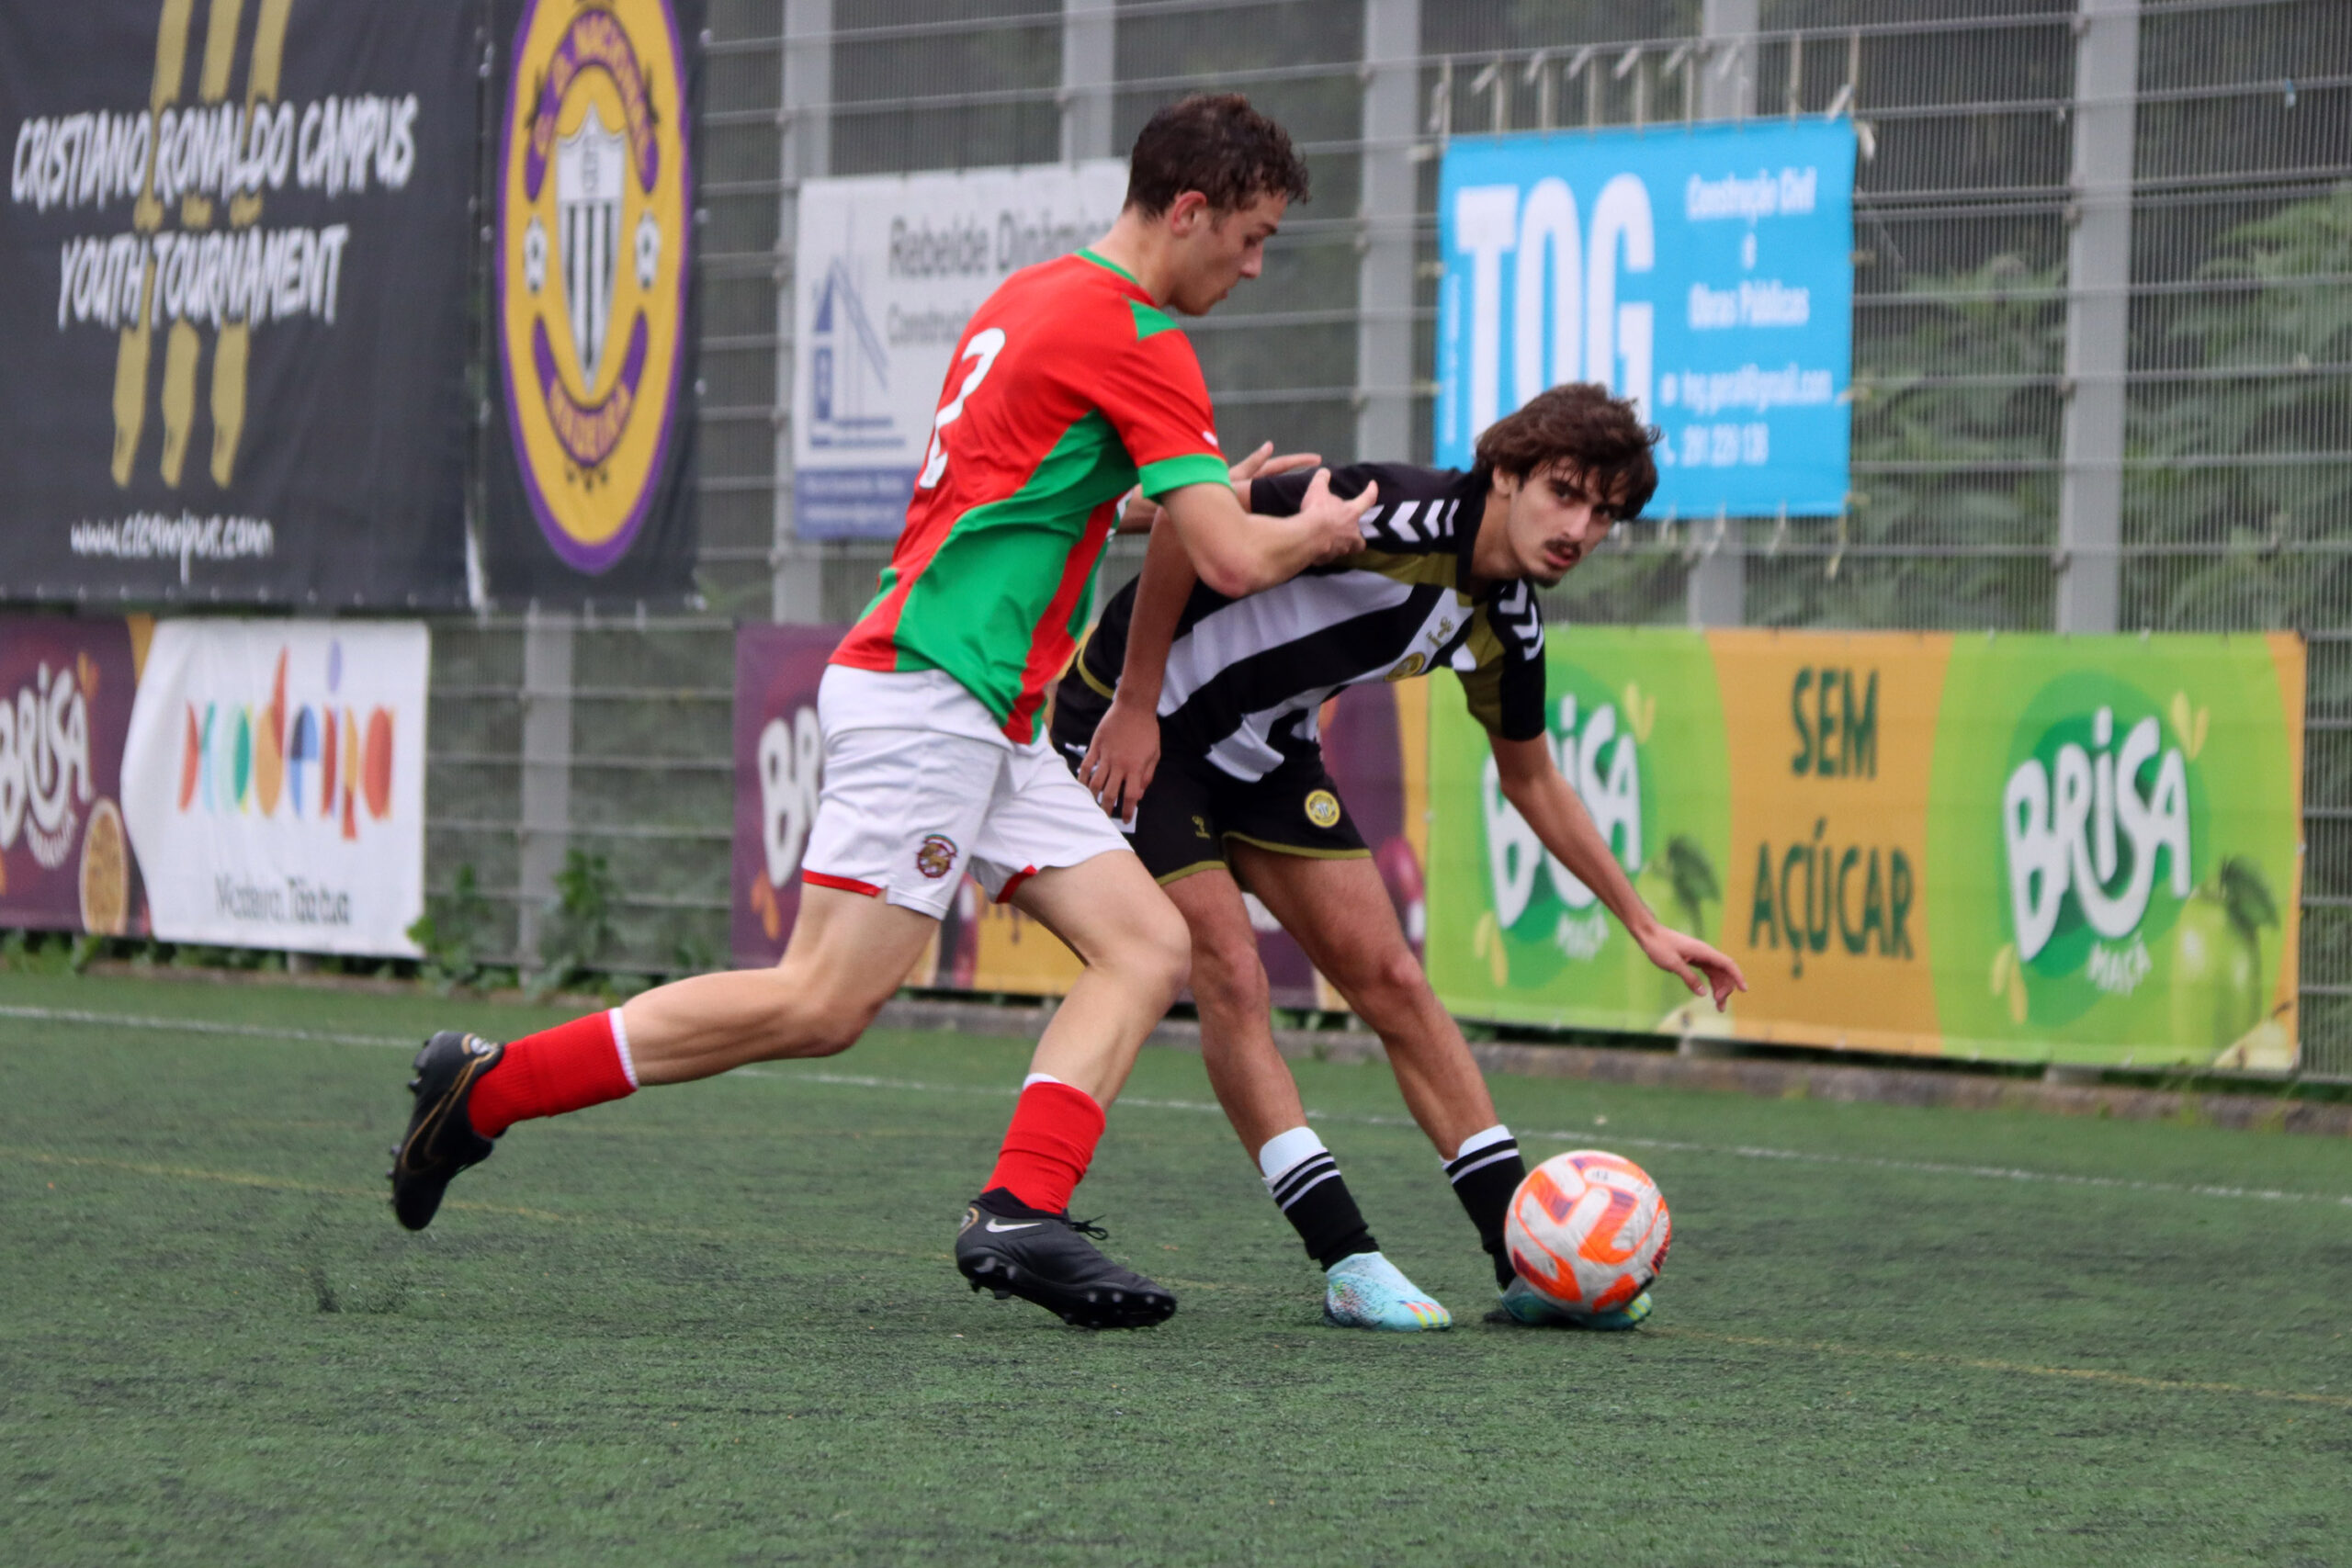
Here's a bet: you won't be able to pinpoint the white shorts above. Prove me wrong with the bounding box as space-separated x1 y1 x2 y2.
801 665 1133 919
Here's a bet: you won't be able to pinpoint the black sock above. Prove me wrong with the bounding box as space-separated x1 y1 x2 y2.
1445 1131 1526 1290
973 1186 1064 1220
1267 1149 1378 1271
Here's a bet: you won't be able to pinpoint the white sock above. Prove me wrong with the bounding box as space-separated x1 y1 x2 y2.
1022 1072 1066 1090
1257 1125 1328 1184
607 1008 639 1089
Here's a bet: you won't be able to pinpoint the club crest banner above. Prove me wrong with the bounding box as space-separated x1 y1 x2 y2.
0 0 479 607
0 615 149 937
482 0 701 605
119 619 428 955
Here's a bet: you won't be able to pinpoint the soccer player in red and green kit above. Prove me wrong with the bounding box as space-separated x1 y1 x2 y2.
389 96 1375 1328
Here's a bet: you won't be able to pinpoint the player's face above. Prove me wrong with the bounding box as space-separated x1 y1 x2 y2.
1502 463 1623 587
1164 191 1288 315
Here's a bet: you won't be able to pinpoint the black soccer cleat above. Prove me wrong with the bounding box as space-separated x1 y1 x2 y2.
954 1199 1177 1330
389 1031 504 1232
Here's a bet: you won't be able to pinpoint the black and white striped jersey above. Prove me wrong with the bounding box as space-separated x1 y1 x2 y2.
1066 462 1548 782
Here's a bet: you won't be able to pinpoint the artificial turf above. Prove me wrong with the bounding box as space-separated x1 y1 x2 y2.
3 968 2348 1565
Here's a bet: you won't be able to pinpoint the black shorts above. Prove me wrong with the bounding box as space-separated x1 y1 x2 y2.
1048 679 1368 884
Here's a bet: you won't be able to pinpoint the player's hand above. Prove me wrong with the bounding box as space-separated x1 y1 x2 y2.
1227 440 1321 501
1080 695 1160 826
1639 926 1748 1011
1295 468 1377 564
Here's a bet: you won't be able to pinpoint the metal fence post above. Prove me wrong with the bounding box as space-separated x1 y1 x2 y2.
516 611 573 973
2056 0 2140 635
1686 0 1757 629
773 0 832 626
1061 1 1114 163
1355 0 1419 467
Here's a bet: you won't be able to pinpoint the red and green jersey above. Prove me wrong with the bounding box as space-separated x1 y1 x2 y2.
831 250 1230 743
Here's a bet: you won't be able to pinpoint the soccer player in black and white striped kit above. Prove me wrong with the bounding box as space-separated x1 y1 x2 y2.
1052 384 1746 1329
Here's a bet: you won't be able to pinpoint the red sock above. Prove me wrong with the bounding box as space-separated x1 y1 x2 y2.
985 1078 1106 1214
467 1009 638 1137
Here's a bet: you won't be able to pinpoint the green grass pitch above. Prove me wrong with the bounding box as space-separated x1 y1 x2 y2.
3 970 2348 1565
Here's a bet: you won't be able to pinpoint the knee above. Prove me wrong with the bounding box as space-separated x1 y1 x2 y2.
763 967 887 1059
1349 944 1434 1021
1192 927 1270 1016
1127 902 1193 1008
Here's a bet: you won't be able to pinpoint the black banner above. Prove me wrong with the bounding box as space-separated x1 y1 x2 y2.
0 0 479 609
479 0 700 606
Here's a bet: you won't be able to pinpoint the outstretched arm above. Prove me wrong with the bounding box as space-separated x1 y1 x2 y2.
1490 733 1747 1010
1155 465 1374 599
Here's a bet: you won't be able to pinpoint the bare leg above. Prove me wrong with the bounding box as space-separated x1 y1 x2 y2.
619 885 936 1085
1159 867 1307 1154
1003 850 1192 1105
1230 843 1499 1160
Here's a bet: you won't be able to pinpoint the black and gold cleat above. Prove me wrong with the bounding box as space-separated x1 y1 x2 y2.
390 1031 503 1231
953 1191 1176 1330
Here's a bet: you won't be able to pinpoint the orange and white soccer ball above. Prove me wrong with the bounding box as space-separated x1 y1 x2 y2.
1504 1150 1671 1316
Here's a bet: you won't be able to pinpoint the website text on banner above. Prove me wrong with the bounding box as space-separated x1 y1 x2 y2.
790 161 1128 540
0 0 479 607
119 620 430 958
1437 121 1855 517
730 624 1429 1009
1423 630 2305 1070
0 615 147 938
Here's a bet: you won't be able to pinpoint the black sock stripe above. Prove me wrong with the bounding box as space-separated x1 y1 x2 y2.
1270 1154 1340 1206
1445 1142 1521 1182
1273 1165 1342 1212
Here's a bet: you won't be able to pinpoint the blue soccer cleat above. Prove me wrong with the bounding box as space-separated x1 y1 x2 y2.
1490 1276 1653 1331
1323 1251 1453 1331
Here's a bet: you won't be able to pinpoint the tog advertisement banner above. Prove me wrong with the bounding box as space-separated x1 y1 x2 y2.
480 0 703 605
1422 629 2307 1069
0 0 480 608
1436 120 1854 518
790 159 1128 539
119 619 429 956
0 615 148 937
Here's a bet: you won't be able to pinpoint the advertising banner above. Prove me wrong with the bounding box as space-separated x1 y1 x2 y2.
790 160 1128 539
1423 629 2306 1068
0 615 148 936
731 621 839 967
0 0 479 607
481 0 703 605
119 619 429 956
1436 120 1854 517
729 625 1428 1009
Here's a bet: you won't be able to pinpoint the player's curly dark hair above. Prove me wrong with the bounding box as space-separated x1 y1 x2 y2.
1474 383 1661 519
1124 94 1310 218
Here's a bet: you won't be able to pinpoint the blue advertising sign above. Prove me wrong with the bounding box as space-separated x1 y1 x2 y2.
1436 120 1855 517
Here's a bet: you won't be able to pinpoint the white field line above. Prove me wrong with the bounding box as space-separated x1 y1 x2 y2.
6 1003 2348 1212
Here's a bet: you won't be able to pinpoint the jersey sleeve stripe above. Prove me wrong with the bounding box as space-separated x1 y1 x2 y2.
1137 453 1230 497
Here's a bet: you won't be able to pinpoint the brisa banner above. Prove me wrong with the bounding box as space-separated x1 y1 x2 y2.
1424 629 2306 1070
0 615 148 938
119 619 428 956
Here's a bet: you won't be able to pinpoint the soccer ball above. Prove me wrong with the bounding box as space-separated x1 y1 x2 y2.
1504 1150 1671 1316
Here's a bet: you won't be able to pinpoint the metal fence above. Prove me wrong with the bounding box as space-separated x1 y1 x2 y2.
425 0 2352 1073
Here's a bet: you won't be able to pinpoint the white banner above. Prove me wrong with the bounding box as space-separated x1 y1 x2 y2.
790 158 1128 537
120 620 428 955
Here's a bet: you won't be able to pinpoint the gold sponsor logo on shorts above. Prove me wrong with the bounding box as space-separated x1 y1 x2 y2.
1385 653 1427 682
1304 789 1342 829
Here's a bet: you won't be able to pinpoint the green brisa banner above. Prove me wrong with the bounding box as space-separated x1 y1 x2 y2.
1422 629 2306 1070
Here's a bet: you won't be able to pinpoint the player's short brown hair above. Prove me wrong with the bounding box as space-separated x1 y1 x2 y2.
1474 383 1661 519
1124 94 1310 219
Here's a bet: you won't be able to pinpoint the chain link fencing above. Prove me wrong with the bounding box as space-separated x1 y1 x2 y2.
422 0 2352 1072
